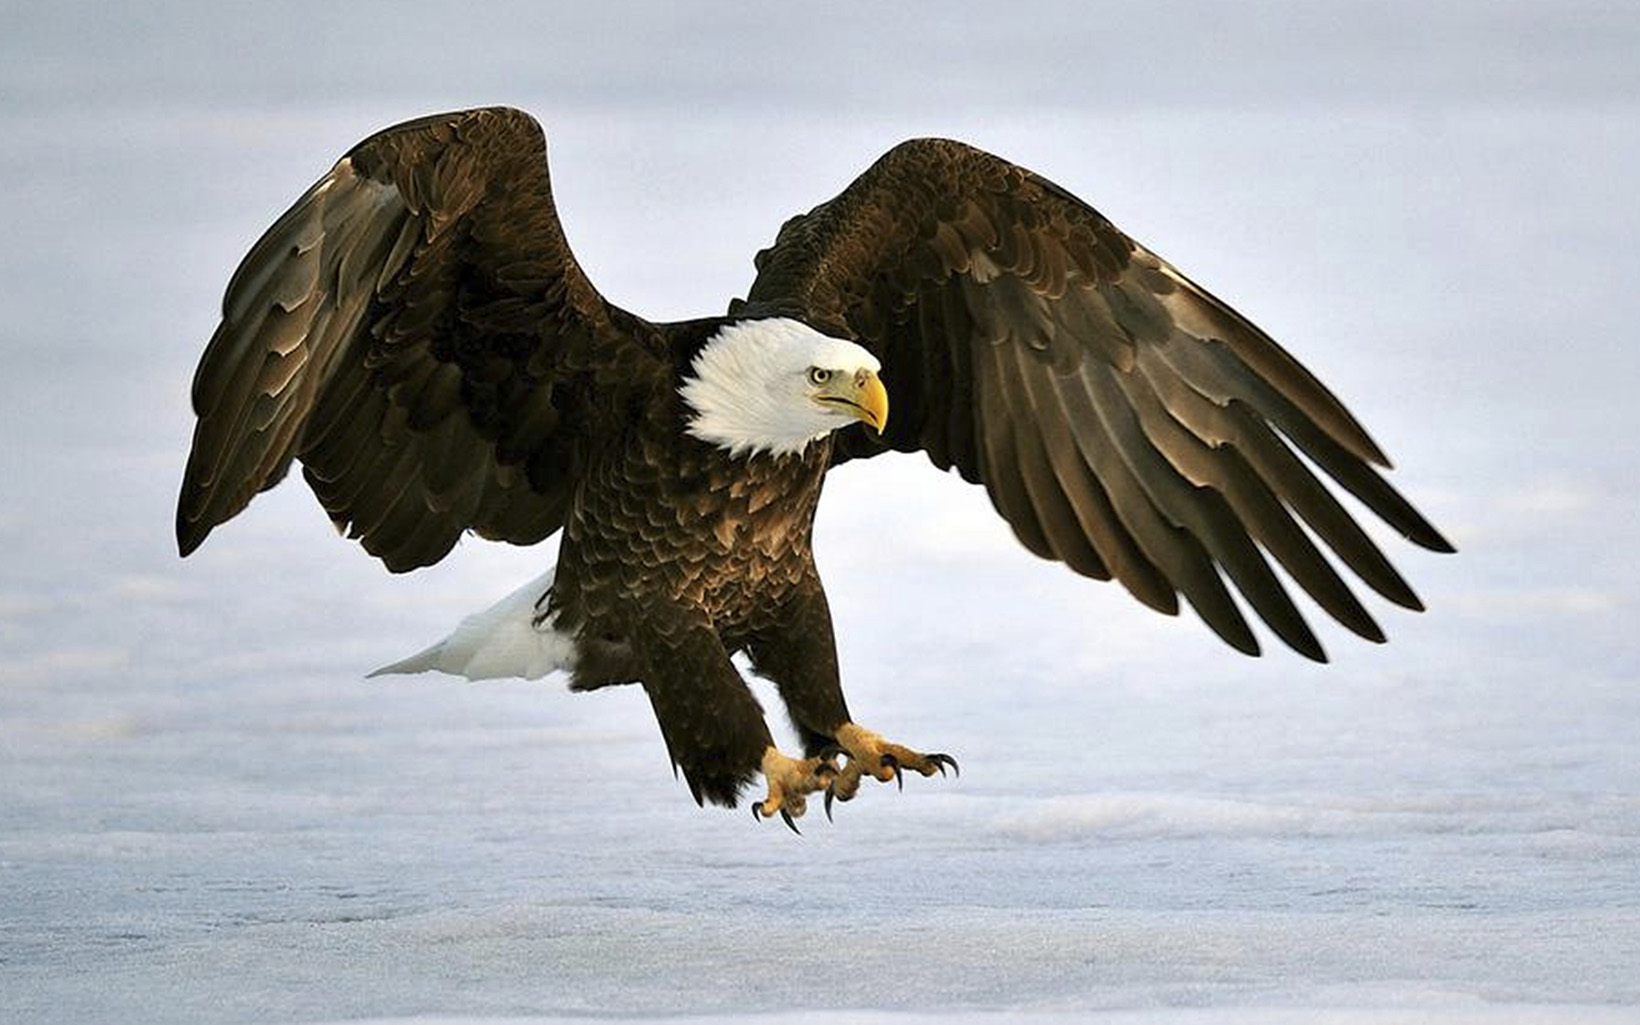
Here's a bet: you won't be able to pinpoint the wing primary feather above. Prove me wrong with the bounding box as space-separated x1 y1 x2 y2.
218 176 331 328
1138 354 1424 611
913 293 953 468
1147 256 1392 469
973 340 1054 561
1010 345 1182 612
1152 332 1452 556
939 284 982 481
1266 411 1453 555
1209 444 1386 641
1055 359 1263 656
1077 363 1325 660
1120 361 1387 641
180 301 315 528
991 341 1109 578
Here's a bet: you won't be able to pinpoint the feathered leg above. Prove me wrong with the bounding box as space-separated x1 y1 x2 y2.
635 604 831 825
744 582 851 757
636 607 772 808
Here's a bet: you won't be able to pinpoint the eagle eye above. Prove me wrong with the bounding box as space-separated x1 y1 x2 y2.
807 367 833 386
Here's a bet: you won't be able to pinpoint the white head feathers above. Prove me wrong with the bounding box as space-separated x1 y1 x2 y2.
680 318 883 458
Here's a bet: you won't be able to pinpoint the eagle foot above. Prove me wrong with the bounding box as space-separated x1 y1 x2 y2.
752 747 839 833
823 722 958 817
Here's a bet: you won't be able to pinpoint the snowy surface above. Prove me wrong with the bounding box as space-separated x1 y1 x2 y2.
4 2 1640 1023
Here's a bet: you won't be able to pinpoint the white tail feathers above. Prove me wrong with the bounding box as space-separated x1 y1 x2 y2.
368 568 577 682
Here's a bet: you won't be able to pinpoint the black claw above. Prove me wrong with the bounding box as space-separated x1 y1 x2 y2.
824 788 835 821
779 809 801 835
931 753 960 777
881 754 904 790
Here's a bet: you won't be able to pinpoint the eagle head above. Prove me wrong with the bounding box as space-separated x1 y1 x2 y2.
680 318 887 458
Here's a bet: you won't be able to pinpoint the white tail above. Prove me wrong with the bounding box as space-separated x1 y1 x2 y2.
369 568 577 681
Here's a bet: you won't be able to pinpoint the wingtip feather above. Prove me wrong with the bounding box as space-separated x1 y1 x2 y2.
175 506 208 558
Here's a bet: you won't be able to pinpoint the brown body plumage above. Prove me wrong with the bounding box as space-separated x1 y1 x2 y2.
177 107 1451 820
548 353 842 804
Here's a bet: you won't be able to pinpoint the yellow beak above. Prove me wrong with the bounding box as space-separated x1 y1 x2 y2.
820 369 889 434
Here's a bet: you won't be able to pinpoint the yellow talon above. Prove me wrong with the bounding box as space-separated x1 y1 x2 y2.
753 747 835 832
828 721 959 802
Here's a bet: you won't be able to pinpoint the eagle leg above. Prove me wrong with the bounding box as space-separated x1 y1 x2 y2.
753 747 840 832
824 722 959 813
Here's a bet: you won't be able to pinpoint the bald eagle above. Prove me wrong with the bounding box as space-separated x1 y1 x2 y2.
177 107 1452 829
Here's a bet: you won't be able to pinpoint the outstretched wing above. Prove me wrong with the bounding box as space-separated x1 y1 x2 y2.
741 138 1453 660
178 107 662 571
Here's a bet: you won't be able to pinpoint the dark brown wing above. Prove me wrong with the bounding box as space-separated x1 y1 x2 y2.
178 107 664 571
741 138 1453 660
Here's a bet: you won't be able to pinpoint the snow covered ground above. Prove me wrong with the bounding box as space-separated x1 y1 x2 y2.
3 2 1639 1022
